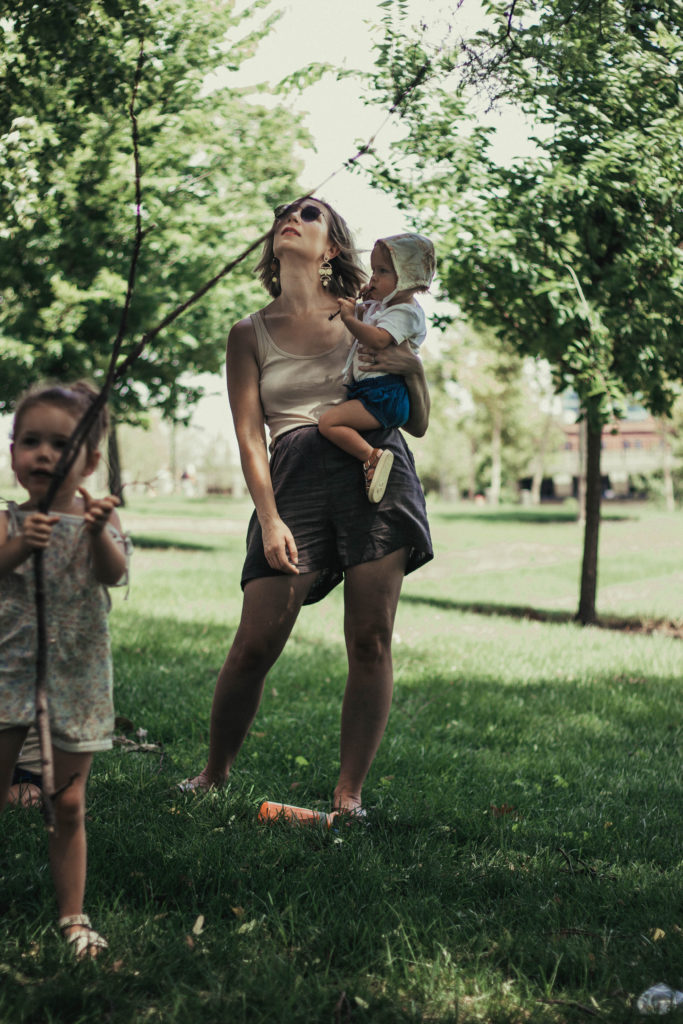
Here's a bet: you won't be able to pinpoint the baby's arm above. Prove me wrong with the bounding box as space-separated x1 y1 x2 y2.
0 510 60 580
337 298 395 351
79 488 128 585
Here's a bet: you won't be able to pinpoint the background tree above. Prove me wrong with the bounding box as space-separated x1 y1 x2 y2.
0 0 308 487
416 329 562 502
363 0 683 621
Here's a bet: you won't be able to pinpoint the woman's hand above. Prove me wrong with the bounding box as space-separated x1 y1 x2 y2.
261 517 299 575
356 339 421 376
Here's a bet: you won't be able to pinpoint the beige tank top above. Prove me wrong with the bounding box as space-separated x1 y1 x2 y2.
251 311 351 444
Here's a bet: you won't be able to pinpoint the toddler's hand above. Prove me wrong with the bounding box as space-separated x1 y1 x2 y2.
21 512 60 550
79 487 120 535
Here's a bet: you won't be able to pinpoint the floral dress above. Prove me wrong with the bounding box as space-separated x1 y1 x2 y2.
0 503 130 752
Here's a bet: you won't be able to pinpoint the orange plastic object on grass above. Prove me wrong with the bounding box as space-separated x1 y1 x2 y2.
258 800 333 828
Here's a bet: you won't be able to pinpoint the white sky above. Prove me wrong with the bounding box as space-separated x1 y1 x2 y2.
230 0 504 247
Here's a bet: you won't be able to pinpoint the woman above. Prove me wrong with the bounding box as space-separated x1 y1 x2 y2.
182 198 433 815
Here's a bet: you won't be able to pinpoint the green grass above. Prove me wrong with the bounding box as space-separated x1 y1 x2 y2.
1 497 682 1023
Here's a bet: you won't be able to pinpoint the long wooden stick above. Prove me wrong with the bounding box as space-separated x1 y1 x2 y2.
34 43 146 832
32 41 435 832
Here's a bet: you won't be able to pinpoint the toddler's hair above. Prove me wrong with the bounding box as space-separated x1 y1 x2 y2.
12 380 109 456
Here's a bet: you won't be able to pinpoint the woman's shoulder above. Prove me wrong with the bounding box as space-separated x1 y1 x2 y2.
227 314 261 360
228 314 258 343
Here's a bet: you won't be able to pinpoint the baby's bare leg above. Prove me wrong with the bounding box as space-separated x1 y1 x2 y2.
318 400 381 461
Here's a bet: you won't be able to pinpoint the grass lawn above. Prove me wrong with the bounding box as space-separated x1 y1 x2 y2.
1 496 681 1023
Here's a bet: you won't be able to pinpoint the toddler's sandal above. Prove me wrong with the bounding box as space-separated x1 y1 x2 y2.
59 914 108 960
363 448 394 503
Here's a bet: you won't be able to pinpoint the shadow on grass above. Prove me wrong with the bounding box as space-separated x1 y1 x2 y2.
130 534 218 552
4 613 681 1023
108 620 683 1017
400 593 683 638
430 506 634 525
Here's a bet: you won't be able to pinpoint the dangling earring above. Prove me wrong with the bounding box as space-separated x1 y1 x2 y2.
319 258 333 288
270 258 280 286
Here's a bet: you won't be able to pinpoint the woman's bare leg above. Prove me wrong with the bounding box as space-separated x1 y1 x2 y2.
187 571 319 789
333 547 408 813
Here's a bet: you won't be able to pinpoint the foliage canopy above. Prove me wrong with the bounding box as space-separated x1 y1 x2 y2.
365 0 683 428
0 0 308 422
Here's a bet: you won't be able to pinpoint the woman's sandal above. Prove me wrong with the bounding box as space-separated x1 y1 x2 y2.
363 448 394 503
59 914 108 960
331 806 369 827
177 773 219 794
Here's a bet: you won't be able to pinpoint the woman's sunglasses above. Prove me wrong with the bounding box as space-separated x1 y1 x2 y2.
274 202 324 223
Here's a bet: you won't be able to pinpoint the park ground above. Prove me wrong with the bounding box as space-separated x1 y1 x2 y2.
1 496 681 1023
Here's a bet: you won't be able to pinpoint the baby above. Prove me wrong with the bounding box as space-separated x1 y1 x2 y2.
318 233 435 502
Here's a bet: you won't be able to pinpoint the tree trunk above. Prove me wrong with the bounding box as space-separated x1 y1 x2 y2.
577 419 602 624
577 418 587 525
662 447 675 511
107 422 125 504
170 420 178 494
489 409 502 506
467 439 477 500
659 420 675 512
530 411 553 505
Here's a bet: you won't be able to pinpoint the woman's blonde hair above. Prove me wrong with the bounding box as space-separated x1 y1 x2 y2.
12 380 109 457
254 198 366 299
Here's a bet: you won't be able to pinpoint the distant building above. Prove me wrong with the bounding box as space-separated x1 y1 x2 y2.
523 397 671 500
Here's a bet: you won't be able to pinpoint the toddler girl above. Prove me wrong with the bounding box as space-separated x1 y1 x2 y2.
0 381 129 959
318 233 435 502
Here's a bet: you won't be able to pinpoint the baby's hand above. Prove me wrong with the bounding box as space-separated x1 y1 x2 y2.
21 512 60 550
336 297 357 324
79 487 120 535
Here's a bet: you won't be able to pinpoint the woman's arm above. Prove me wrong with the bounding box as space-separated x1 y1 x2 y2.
357 340 431 437
226 318 299 574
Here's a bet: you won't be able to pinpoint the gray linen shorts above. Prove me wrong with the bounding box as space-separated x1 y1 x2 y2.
241 425 433 605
